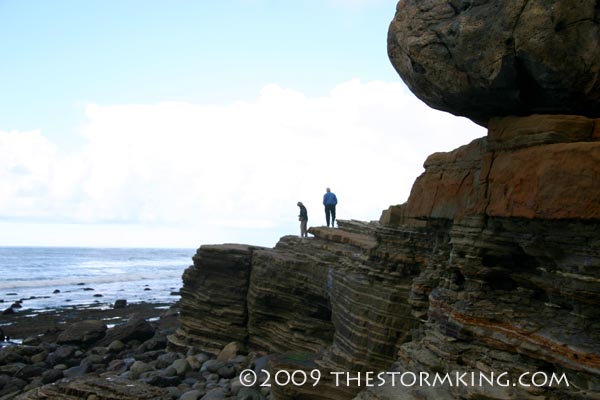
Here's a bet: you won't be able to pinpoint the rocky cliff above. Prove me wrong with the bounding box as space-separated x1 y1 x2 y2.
170 1 600 399
171 114 600 399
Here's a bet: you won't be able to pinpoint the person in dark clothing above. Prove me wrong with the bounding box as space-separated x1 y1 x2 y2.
323 187 337 227
297 201 308 238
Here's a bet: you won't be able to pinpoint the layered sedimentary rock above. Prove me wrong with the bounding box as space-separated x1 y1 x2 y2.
171 221 443 398
171 223 429 372
401 115 600 221
172 2 600 398
172 113 600 399
362 114 600 399
388 0 600 126
16 376 171 400
169 244 257 354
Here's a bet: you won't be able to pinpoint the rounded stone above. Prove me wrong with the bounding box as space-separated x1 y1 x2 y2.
202 359 225 373
156 352 181 369
41 368 64 384
216 363 236 379
237 387 263 400
56 320 107 345
201 388 228 400
180 389 203 400
388 0 600 126
129 360 152 379
107 340 125 353
169 358 190 376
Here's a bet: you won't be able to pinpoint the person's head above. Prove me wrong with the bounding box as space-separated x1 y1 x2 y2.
297 201 303 206
326 187 331 193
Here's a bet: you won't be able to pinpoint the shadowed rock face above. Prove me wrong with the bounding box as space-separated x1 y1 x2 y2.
368 115 600 399
170 224 428 374
171 115 600 399
388 0 600 126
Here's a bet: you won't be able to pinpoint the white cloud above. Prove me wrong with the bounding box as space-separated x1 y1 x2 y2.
0 80 485 247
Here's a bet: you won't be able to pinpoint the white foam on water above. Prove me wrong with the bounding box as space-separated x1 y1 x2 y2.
0 271 182 290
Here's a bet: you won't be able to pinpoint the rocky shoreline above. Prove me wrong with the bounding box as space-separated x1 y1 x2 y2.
1 301 175 343
0 302 270 400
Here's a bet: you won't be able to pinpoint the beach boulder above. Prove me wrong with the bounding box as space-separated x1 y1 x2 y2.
96 315 155 346
114 299 127 309
56 320 107 345
388 0 600 126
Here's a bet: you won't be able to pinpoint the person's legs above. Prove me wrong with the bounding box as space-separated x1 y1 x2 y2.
300 220 307 237
324 206 331 227
331 205 336 227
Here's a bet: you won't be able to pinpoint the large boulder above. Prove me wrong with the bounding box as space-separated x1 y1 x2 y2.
388 0 600 126
56 320 107 345
96 315 155 347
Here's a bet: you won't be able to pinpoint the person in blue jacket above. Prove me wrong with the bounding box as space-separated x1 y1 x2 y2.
323 187 338 228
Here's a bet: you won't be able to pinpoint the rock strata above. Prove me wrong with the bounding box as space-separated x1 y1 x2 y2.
388 0 600 125
360 114 600 399
170 244 258 354
170 113 600 399
4 4 598 399
401 114 600 221
174 221 435 369
3 116 597 399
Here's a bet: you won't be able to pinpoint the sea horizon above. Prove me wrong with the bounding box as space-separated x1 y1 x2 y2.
0 246 193 313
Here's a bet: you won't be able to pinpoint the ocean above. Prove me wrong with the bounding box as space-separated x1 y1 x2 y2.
0 247 194 313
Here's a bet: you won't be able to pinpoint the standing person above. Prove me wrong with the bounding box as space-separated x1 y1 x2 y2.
297 201 308 238
323 187 337 227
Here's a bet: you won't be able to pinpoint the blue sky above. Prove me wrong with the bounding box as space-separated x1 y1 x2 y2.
0 0 485 248
1 1 396 143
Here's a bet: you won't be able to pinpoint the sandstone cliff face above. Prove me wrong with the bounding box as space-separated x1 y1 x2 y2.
402 115 600 220
172 244 256 354
171 221 431 373
171 114 600 399
171 2 600 398
365 115 600 399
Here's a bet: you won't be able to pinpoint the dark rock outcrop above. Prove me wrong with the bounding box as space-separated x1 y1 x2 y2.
96 314 156 347
363 114 600 399
169 244 257 354
170 224 429 374
56 320 107 345
388 0 600 126
15 376 172 399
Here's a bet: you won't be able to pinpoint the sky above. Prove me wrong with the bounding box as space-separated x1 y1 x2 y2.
0 0 485 249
